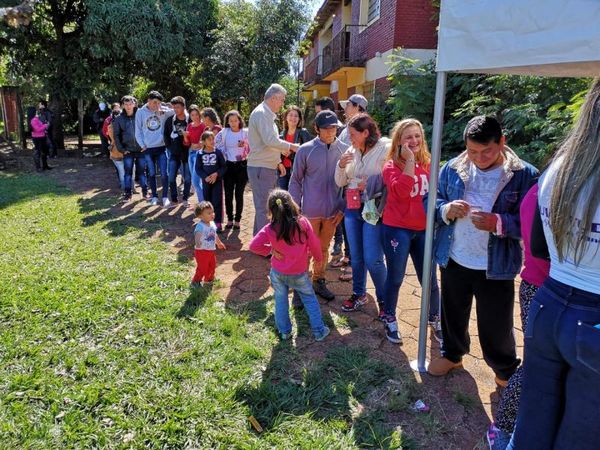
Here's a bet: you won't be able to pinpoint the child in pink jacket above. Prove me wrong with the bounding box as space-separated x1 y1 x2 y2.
249 189 330 341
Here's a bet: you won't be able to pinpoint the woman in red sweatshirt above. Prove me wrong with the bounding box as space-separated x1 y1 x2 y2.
380 119 441 345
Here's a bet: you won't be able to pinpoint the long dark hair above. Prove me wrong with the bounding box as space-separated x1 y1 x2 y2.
348 113 380 150
223 109 245 129
267 189 306 245
201 107 221 125
283 105 304 130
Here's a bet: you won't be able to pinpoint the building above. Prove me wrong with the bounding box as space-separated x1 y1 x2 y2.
301 0 438 107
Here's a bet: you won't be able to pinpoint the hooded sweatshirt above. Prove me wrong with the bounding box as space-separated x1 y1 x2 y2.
163 113 190 161
134 103 175 149
288 137 348 219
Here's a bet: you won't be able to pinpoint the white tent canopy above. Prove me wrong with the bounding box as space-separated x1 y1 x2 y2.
413 0 600 372
436 0 600 77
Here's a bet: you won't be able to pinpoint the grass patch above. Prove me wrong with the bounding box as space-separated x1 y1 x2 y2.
1 172 428 449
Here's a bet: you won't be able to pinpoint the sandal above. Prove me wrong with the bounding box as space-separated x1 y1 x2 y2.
330 257 350 268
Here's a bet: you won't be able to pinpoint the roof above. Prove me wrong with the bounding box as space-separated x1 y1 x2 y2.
303 0 344 42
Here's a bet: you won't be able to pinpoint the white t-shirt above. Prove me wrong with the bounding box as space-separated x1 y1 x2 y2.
223 129 246 162
538 158 600 294
194 221 217 250
450 164 504 270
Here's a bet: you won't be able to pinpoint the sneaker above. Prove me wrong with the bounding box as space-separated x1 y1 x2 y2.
385 320 403 345
142 191 150 199
486 423 511 450
163 198 172 208
315 326 330 342
150 197 159 206
427 357 463 376
331 242 342 257
341 293 367 312
190 281 202 289
291 290 304 309
280 331 292 340
182 200 189 208
233 221 241 230
377 309 387 322
428 316 443 344
313 278 335 301
225 221 234 229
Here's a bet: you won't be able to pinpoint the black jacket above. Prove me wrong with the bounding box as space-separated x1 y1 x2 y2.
279 128 313 166
113 111 141 154
163 114 190 161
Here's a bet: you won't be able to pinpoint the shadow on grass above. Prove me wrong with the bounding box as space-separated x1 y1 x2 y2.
235 342 419 449
176 284 214 318
0 171 71 210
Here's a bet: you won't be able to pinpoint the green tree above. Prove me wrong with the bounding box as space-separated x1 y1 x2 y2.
1 0 217 149
206 0 309 108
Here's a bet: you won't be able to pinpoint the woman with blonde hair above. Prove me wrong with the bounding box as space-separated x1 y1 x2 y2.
380 118 441 345
508 78 600 450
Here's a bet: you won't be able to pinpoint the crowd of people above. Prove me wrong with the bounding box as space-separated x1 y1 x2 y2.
29 78 600 450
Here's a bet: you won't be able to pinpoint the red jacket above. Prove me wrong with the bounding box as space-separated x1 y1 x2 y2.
382 159 430 231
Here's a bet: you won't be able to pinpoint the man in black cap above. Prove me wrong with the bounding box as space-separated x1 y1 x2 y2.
289 110 349 302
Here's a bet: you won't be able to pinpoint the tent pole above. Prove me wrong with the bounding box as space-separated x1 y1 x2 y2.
411 70 447 373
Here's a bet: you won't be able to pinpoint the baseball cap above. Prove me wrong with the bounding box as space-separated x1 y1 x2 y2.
340 94 368 110
314 110 340 128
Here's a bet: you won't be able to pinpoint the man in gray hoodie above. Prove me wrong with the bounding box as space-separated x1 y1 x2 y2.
135 90 175 207
289 110 348 301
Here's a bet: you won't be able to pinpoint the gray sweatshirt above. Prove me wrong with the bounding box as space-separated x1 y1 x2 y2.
289 137 348 219
134 103 175 149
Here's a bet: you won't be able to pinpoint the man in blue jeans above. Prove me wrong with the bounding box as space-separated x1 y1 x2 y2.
135 90 174 207
426 116 538 387
163 96 191 207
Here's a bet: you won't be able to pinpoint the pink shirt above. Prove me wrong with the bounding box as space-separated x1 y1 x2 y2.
30 116 49 138
520 184 550 287
249 216 322 275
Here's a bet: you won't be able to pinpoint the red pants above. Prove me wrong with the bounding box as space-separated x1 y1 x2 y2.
193 249 216 282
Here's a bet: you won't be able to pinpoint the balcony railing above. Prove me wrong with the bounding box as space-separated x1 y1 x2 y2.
303 55 323 86
322 25 365 77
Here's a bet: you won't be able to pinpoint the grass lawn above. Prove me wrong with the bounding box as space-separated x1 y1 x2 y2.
0 172 441 449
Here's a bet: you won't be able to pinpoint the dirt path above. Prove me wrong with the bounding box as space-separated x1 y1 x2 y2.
5 143 523 449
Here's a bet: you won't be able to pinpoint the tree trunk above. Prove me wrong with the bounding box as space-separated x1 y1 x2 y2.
49 95 65 155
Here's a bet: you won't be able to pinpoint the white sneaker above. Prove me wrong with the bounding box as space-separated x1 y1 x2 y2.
150 197 159 206
163 198 171 208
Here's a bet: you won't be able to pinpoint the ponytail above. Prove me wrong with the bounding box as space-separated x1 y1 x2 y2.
267 189 306 245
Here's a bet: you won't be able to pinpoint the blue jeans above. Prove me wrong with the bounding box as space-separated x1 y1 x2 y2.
277 171 291 190
247 166 278 236
188 151 203 202
507 277 600 450
123 153 147 196
112 159 125 191
269 269 327 338
144 146 168 199
344 208 387 302
167 152 191 201
382 225 440 320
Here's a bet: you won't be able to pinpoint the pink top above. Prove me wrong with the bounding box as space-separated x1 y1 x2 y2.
520 184 550 287
30 116 49 138
249 216 322 275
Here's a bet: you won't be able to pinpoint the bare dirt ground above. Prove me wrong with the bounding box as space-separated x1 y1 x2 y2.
3 139 525 449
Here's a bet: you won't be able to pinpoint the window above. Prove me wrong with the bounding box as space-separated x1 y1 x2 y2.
367 0 380 24
360 0 380 32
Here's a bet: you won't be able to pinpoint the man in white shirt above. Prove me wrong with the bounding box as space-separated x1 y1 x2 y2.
247 84 299 235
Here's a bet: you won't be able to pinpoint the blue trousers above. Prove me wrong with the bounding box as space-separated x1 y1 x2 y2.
507 277 600 450
344 208 387 302
123 153 147 196
167 151 191 201
269 269 327 338
144 146 168 199
382 225 440 320
188 151 203 202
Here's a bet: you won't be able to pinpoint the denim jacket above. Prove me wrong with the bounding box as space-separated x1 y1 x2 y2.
425 146 539 280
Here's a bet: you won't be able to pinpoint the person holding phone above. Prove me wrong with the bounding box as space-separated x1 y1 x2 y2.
215 110 250 230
